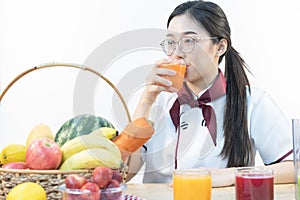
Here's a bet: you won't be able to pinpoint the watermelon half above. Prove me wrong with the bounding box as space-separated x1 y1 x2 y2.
54 114 114 146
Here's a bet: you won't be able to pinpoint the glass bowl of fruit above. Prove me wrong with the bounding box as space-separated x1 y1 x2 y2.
59 183 127 200
59 167 127 200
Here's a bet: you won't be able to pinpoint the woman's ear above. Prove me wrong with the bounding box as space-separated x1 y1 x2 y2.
216 38 228 57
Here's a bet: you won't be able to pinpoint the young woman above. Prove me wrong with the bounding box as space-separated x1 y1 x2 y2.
124 0 294 187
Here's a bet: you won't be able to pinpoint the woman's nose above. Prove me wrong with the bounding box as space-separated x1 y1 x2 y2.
170 47 184 60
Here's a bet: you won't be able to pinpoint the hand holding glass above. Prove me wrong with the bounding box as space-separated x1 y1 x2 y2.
160 61 186 90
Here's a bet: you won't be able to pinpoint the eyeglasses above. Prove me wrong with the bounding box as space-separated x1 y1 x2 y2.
160 36 218 56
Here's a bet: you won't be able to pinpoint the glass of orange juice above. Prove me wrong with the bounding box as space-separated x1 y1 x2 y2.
173 168 211 200
160 60 186 90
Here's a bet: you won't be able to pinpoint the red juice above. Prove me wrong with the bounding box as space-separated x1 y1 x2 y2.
235 175 274 200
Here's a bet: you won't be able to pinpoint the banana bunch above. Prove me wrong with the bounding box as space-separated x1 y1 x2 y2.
59 127 122 170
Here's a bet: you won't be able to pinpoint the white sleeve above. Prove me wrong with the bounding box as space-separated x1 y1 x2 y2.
249 91 293 164
143 92 177 151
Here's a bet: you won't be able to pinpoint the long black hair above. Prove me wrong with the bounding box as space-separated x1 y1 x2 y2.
167 0 252 167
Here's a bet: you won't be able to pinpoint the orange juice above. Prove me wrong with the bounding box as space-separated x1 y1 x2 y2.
161 63 186 90
173 169 211 200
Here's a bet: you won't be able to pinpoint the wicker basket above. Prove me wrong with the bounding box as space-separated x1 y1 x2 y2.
0 62 132 199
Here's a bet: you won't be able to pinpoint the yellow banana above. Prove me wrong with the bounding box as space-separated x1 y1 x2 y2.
59 147 123 170
60 133 121 162
0 144 27 165
90 127 118 140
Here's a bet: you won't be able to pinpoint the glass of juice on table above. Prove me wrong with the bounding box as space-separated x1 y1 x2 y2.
235 167 274 200
160 60 186 90
292 119 300 200
173 168 211 200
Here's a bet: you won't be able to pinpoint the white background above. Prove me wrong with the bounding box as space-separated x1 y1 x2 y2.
1 0 300 160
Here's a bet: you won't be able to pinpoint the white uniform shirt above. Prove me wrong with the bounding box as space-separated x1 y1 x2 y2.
141 86 293 183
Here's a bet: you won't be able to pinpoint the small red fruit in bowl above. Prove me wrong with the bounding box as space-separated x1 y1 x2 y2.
92 166 113 188
112 169 123 183
107 179 121 188
81 182 100 200
65 174 87 189
102 179 122 200
26 138 62 170
2 162 28 169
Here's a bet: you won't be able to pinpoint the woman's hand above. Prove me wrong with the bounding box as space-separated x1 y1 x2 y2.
209 168 235 187
133 59 178 120
143 59 178 103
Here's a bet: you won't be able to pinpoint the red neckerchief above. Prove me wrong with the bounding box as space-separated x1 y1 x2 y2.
169 69 226 146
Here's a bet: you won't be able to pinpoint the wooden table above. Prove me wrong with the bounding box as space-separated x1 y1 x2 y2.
126 183 296 200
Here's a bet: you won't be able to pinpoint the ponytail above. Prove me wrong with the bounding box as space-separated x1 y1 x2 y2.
221 46 253 167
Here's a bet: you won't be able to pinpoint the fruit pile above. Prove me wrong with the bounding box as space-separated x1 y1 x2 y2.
0 114 122 171
0 112 156 200
64 166 124 200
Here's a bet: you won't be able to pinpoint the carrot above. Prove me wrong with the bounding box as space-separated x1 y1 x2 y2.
113 117 154 154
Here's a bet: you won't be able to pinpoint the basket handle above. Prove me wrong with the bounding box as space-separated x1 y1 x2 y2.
0 62 132 122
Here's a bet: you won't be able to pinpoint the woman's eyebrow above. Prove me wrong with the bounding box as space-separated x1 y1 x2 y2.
182 31 198 35
166 31 198 37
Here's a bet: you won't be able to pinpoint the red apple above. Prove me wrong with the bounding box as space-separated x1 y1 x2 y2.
92 167 113 188
26 138 62 170
81 182 100 200
2 162 28 169
65 174 87 189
